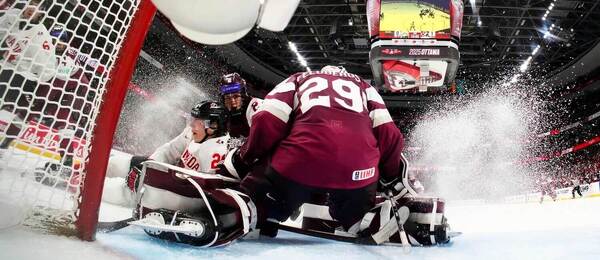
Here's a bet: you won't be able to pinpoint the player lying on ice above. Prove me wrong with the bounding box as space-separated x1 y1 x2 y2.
115 67 455 248
102 100 230 207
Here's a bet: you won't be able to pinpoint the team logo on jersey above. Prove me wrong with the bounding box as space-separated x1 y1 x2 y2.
180 149 200 171
352 167 375 181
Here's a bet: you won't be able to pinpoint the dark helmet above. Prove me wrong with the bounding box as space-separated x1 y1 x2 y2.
50 24 71 42
218 73 247 96
191 101 226 137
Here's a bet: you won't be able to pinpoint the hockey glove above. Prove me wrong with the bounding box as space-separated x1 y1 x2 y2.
378 177 407 197
126 155 149 193
216 148 251 180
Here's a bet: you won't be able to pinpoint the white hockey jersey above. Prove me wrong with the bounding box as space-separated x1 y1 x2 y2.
0 7 26 42
150 98 263 172
2 23 56 82
150 126 229 174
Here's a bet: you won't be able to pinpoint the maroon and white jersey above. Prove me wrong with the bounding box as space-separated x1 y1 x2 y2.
240 68 404 189
226 97 263 150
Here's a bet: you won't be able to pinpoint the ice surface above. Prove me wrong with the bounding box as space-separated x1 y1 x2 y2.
2 151 600 259
93 197 600 260
3 152 600 260
6 197 600 260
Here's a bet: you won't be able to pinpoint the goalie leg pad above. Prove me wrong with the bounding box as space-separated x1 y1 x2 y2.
301 196 452 246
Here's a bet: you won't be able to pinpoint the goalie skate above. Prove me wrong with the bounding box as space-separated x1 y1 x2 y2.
129 208 218 247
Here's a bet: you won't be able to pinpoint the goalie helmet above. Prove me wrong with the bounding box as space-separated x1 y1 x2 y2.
191 101 226 137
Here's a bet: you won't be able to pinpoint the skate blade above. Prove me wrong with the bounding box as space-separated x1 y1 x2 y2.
129 218 205 234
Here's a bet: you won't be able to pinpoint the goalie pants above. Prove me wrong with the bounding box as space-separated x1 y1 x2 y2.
240 165 377 229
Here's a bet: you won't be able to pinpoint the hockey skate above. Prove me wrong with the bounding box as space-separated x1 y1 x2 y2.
129 208 218 247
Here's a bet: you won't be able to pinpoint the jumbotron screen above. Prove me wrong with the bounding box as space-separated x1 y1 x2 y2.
379 0 451 39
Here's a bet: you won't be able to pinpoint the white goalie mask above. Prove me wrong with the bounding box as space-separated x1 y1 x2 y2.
151 0 300 45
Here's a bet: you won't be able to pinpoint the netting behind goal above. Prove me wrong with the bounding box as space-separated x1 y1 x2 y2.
0 0 155 240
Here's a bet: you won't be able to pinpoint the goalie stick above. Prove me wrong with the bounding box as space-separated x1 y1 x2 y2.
97 218 134 233
277 222 462 247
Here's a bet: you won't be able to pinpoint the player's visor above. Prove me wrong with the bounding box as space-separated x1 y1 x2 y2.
220 83 243 95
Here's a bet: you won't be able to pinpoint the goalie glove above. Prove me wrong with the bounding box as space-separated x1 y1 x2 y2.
126 155 149 193
216 148 251 180
378 176 413 199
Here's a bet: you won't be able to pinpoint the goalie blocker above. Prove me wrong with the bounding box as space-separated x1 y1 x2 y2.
128 154 454 247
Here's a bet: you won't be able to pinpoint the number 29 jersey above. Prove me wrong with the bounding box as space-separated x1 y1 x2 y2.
240 69 404 190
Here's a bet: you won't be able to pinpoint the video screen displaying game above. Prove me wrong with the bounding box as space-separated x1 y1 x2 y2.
379 0 451 39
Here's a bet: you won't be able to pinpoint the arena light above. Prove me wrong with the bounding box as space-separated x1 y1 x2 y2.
532 45 541 55
519 56 532 72
288 41 310 71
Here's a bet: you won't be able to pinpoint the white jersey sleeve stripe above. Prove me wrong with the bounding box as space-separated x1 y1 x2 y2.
370 109 393 128
365 86 385 105
269 81 296 94
246 98 263 127
262 98 293 123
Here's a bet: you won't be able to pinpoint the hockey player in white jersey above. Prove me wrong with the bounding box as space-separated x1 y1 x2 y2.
0 0 54 149
102 101 229 207
0 3 55 82
0 0 47 44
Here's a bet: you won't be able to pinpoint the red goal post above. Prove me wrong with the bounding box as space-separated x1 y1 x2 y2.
78 0 156 241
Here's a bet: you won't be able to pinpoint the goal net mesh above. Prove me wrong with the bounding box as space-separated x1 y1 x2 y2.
0 0 143 234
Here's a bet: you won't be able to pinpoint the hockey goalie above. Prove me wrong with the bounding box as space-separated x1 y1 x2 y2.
114 66 456 248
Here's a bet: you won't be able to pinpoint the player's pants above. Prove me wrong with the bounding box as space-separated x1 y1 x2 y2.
240 165 377 230
572 186 582 198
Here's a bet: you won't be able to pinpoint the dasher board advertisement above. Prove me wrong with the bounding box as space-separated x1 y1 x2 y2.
379 0 451 40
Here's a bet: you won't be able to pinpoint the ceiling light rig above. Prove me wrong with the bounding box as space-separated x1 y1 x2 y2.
288 41 311 72
509 0 570 85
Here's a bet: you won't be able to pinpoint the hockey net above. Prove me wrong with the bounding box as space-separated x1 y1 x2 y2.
0 0 155 239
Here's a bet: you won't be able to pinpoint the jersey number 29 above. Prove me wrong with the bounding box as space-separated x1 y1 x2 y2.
298 77 365 114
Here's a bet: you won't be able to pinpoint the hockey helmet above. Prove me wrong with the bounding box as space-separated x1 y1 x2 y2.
50 24 71 43
191 100 226 137
218 73 247 96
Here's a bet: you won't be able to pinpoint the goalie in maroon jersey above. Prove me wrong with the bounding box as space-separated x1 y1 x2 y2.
235 65 404 231
128 66 454 247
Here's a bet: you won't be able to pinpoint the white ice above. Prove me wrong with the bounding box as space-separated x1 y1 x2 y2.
2 196 600 260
